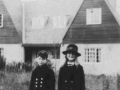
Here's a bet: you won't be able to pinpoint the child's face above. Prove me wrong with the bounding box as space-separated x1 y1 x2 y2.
66 52 76 61
37 56 47 66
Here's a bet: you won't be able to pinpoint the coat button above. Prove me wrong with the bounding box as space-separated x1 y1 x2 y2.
40 85 42 87
41 78 43 80
35 85 37 87
36 78 38 80
36 82 38 84
71 81 73 83
65 80 67 82
40 81 43 84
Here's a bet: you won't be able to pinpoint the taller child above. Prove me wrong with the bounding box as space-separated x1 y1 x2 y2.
58 44 85 90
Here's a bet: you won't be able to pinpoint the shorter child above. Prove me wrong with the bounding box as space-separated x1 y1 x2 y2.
29 50 55 90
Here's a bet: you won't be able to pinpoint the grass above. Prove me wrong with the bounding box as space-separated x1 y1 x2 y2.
0 71 31 90
0 71 119 90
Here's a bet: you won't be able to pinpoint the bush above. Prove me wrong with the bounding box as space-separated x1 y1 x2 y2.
0 55 6 70
23 61 32 72
6 62 23 72
5 61 32 72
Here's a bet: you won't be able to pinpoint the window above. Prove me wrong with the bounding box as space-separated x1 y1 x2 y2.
84 48 101 63
53 15 70 28
0 14 3 27
0 48 4 56
86 8 102 25
32 16 48 29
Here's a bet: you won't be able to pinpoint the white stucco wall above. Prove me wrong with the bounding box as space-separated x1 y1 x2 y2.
60 44 120 76
0 44 23 64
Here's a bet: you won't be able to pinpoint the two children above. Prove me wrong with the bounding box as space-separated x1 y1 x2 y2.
29 44 85 90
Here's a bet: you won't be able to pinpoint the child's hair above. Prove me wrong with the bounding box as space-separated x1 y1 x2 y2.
61 55 79 68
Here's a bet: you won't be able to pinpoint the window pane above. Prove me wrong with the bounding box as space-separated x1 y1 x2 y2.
84 48 101 63
86 8 102 25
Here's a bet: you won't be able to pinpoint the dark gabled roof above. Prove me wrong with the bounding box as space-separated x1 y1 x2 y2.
24 0 83 44
63 0 120 44
0 0 22 44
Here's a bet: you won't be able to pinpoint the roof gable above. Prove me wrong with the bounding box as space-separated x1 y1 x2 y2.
24 0 83 44
63 0 120 44
0 0 22 43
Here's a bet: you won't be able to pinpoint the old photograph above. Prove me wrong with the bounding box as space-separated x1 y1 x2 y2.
0 0 120 90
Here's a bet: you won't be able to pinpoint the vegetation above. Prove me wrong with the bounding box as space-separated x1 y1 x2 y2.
0 61 119 90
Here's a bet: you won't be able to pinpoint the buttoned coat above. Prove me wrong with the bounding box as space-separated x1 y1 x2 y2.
58 64 85 90
29 64 55 90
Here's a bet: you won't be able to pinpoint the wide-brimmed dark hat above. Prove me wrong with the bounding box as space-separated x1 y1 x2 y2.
62 44 81 57
37 50 48 59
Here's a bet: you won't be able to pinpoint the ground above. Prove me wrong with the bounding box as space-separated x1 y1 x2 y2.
0 71 118 90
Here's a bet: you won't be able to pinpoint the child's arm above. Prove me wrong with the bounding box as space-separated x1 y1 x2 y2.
58 68 62 90
29 70 35 90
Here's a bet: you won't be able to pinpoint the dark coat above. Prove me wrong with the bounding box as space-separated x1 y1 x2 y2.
58 64 85 90
29 64 55 90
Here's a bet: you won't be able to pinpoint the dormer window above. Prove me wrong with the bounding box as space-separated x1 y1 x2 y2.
86 8 102 25
32 16 48 29
53 15 70 28
0 14 3 27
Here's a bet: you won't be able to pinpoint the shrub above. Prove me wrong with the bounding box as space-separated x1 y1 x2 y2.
117 74 120 90
23 61 32 72
5 62 22 72
5 61 32 72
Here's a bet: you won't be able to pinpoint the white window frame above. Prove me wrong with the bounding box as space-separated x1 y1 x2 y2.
84 47 101 64
0 14 3 27
0 48 4 56
32 16 48 29
53 15 70 28
86 8 102 25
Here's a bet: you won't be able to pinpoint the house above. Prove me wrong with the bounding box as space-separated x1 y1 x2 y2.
61 0 120 75
21 0 120 74
0 0 23 64
22 0 79 68
1 0 120 75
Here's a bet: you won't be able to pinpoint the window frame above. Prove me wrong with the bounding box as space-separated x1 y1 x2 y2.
0 48 4 56
32 16 48 29
86 8 102 25
84 47 102 64
53 15 68 28
0 14 3 27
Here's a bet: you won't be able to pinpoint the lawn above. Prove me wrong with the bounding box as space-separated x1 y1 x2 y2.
0 71 118 90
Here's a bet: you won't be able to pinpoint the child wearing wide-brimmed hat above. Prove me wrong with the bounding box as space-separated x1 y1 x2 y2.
58 44 85 90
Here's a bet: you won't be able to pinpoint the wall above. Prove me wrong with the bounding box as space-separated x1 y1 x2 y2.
60 44 120 75
0 44 23 64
